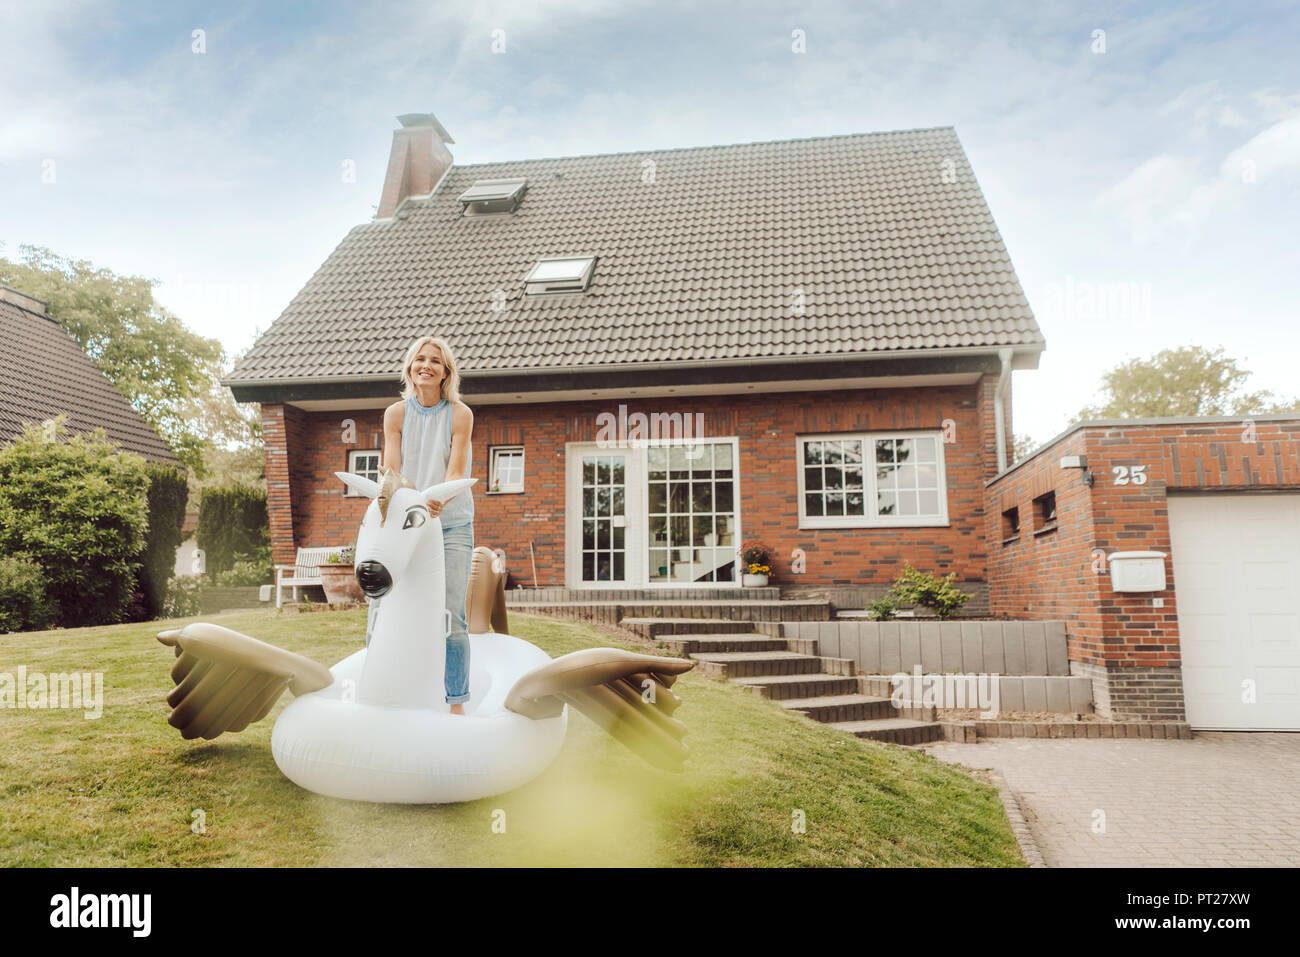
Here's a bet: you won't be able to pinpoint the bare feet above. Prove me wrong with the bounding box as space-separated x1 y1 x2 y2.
450 703 465 715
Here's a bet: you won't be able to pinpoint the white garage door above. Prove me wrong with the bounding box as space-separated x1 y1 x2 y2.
1167 492 1300 730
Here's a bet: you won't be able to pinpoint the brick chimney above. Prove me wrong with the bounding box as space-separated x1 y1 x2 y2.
376 113 455 219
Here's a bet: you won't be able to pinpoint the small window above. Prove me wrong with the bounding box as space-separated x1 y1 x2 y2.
490 446 525 493
524 256 597 295
458 178 527 215
1034 491 1057 530
1002 506 1020 541
346 450 381 494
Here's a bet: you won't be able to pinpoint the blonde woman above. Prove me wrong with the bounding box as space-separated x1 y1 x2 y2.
370 335 475 714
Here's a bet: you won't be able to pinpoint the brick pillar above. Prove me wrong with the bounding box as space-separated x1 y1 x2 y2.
261 403 297 566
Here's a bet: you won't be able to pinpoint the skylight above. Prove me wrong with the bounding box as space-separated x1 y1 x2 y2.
524 256 597 295
457 178 527 214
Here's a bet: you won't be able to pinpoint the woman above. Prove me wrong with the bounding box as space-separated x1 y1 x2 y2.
370 334 476 715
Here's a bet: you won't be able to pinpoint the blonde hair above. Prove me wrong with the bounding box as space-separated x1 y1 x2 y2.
399 335 463 403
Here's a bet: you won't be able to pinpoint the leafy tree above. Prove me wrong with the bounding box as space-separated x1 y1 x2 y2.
1013 433 1040 464
135 464 190 619
0 244 228 474
196 485 270 577
0 419 149 627
1073 346 1300 422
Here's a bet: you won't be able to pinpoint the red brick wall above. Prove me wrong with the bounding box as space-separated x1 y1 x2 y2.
261 378 1010 587
986 417 1300 668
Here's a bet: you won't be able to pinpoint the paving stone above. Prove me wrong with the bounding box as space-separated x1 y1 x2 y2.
929 733 1300 867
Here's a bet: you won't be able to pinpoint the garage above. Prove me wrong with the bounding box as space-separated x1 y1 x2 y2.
1167 492 1300 730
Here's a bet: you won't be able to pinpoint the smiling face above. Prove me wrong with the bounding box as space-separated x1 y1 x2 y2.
407 344 446 396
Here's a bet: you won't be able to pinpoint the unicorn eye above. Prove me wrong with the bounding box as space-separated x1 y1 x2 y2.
402 509 426 530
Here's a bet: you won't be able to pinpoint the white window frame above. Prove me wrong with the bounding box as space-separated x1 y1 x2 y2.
345 449 382 495
524 256 597 294
490 446 526 493
796 430 949 529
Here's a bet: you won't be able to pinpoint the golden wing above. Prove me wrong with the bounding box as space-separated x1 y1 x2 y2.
157 622 333 740
505 648 696 771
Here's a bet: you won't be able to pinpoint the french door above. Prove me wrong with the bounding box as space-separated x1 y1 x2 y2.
566 440 740 588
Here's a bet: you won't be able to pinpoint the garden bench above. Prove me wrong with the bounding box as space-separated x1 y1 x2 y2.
275 547 346 608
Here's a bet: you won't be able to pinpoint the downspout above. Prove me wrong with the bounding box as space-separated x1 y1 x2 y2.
994 348 1014 473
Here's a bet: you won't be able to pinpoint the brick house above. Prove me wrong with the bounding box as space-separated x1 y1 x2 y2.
0 286 179 465
227 115 1042 605
226 115 1300 731
987 415 1300 730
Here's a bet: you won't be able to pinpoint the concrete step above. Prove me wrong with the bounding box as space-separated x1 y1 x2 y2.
778 693 898 723
689 651 825 678
510 600 834 623
827 718 945 745
659 634 790 654
732 673 862 701
623 618 782 639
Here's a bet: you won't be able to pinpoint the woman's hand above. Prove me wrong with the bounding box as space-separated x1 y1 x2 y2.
426 496 454 517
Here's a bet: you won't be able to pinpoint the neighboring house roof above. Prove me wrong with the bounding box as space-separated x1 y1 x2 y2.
229 126 1042 395
0 288 180 466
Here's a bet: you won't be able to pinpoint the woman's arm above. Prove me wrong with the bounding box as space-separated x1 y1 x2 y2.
381 401 404 473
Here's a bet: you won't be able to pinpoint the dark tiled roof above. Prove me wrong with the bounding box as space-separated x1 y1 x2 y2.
230 127 1042 383
0 294 180 465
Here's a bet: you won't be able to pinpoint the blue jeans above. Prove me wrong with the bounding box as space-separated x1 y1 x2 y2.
365 523 474 704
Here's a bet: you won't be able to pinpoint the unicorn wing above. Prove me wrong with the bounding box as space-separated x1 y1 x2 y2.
156 622 334 740
504 648 696 771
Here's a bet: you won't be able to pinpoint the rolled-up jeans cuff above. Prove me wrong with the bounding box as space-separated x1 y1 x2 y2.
445 692 471 704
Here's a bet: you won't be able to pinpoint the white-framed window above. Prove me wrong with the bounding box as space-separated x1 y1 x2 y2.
346 449 382 494
490 446 525 492
524 256 597 294
797 431 948 528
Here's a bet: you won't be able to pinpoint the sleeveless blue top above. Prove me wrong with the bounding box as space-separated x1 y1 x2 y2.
401 394 474 529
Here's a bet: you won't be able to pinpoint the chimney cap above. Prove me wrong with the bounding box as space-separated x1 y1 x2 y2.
396 113 455 144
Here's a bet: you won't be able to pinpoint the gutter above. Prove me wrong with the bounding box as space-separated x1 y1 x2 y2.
993 347 1013 472
222 342 1043 389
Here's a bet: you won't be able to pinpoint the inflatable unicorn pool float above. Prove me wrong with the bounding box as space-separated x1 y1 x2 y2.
156 469 694 804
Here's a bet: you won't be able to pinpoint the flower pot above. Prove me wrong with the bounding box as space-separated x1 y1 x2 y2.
742 573 769 587
319 563 364 604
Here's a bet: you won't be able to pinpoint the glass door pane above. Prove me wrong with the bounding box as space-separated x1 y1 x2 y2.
581 453 627 583
648 441 736 583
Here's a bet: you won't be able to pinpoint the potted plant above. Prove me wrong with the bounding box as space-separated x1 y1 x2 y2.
318 544 364 604
737 540 772 587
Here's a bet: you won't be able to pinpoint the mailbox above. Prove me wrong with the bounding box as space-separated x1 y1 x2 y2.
1108 551 1167 592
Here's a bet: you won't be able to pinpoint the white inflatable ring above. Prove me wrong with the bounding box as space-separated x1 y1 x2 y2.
271 633 568 804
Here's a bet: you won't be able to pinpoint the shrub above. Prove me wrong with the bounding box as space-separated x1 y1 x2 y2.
196 484 269 577
866 595 897 621
134 464 189 619
162 574 202 619
0 555 56 633
212 545 272 586
889 563 971 620
0 420 148 627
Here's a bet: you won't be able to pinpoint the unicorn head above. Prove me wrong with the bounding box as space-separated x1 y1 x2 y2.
336 468 476 600
336 468 476 710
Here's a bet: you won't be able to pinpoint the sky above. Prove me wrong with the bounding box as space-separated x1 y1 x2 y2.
1 0 1297 444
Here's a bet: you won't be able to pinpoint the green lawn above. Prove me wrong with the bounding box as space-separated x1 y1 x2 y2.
1 608 1023 867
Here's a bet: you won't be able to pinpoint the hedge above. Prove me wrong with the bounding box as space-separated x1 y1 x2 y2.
0 556 56 633
134 464 189 619
0 421 149 627
196 484 269 577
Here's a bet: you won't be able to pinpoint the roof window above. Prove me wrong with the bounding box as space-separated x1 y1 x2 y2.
524 256 597 295
457 178 527 215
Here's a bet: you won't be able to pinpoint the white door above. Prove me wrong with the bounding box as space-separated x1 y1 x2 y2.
566 446 639 586
1167 492 1300 730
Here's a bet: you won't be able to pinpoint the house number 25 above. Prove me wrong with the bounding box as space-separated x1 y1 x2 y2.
1112 465 1148 485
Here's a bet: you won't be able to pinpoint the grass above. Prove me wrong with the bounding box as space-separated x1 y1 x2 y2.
1 607 1024 867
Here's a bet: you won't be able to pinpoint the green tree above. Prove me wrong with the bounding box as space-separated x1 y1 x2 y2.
0 419 149 627
1073 346 1300 422
0 244 228 474
1013 433 1040 464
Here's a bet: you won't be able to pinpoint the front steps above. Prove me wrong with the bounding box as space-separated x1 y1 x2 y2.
624 616 943 745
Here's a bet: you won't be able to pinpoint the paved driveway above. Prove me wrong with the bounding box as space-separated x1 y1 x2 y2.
928 732 1300 867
